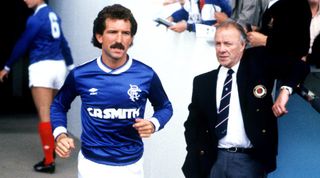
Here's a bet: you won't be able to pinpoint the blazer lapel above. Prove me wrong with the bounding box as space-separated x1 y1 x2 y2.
205 69 219 125
237 59 249 116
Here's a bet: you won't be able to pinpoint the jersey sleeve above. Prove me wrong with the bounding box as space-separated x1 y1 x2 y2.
171 7 189 22
50 69 78 133
148 72 173 130
4 17 41 70
60 30 74 67
217 0 232 17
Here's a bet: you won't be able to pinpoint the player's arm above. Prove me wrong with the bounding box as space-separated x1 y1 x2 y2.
51 70 78 153
147 73 173 131
132 72 173 137
3 18 41 71
60 31 75 70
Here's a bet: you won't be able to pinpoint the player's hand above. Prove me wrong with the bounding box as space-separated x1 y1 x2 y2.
272 89 290 117
133 118 155 138
55 133 75 158
0 69 9 83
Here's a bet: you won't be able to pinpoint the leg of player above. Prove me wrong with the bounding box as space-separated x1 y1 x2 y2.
31 87 56 173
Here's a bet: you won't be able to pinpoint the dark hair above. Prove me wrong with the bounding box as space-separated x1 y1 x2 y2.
91 4 138 48
216 21 248 44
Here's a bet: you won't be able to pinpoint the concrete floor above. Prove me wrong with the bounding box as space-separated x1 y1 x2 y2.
0 114 80 178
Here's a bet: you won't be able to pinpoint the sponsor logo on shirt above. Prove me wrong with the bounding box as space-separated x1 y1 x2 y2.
89 88 98 95
87 107 140 119
127 84 141 102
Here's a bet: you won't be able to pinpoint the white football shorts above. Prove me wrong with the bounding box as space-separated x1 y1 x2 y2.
28 60 67 89
78 151 144 178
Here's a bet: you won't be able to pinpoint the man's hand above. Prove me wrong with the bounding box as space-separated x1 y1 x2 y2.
55 133 75 158
133 118 155 138
169 20 187 33
0 69 9 82
272 89 290 117
214 12 228 26
247 31 267 47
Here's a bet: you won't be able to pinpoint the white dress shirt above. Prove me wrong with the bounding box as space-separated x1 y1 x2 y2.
309 3 320 54
216 63 252 149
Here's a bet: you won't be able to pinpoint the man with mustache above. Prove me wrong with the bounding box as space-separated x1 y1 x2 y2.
50 4 173 178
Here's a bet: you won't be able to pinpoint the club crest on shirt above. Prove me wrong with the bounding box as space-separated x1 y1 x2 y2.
127 84 141 102
253 85 267 98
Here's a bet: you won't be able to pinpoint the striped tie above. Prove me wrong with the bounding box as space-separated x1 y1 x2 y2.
215 69 234 139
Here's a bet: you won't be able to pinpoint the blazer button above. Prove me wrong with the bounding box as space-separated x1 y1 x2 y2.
256 108 260 112
205 130 209 133
262 129 266 133
200 150 205 155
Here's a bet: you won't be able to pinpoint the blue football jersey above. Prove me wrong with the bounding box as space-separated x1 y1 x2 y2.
4 4 73 70
51 56 173 166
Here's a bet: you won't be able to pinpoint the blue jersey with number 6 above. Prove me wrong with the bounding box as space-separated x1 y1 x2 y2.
4 4 73 70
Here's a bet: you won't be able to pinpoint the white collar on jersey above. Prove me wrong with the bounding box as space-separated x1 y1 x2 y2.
97 55 133 74
268 0 279 9
34 3 47 15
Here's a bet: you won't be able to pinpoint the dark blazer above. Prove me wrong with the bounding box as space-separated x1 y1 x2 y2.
182 47 304 178
260 0 311 59
308 33 320 68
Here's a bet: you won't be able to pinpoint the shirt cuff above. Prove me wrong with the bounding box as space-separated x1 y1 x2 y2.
187 23 194 32
53 126 68 139
280 86 293 95
4 66 10 72
147 117 160 132
67 64 75 70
